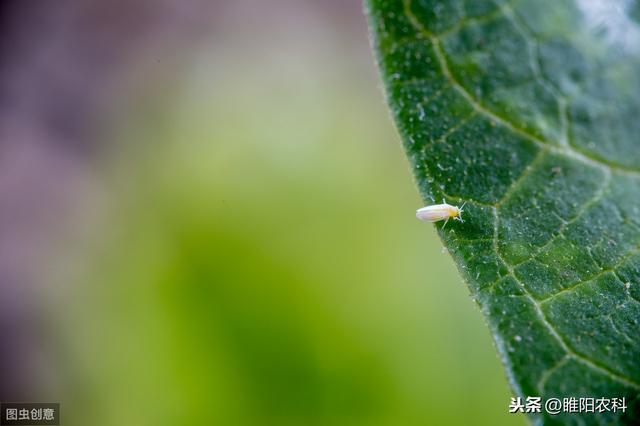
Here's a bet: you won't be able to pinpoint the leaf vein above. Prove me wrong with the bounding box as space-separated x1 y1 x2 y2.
539 246 640 304
402 0 640 175
510 170 612 268
495 148 548 208
537 355 570 394
491 207 640 390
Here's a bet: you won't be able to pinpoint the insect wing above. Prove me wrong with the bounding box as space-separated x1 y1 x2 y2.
416 204 451 222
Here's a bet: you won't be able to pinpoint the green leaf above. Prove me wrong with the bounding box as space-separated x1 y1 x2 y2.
365 0 640 423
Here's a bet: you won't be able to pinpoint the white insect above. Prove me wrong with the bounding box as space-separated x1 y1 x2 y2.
416 200 466 227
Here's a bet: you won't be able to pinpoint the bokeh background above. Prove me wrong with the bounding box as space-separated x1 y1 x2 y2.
0 1 525 424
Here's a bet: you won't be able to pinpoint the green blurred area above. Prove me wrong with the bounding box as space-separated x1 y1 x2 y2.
59 38 525 426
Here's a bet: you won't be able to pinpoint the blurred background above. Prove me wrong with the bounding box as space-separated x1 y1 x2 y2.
0 1 525 424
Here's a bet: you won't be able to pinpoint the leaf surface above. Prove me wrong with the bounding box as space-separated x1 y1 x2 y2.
366 0 640 423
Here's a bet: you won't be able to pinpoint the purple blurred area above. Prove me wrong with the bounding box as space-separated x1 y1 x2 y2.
0 0 207 399
0 0 367 400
